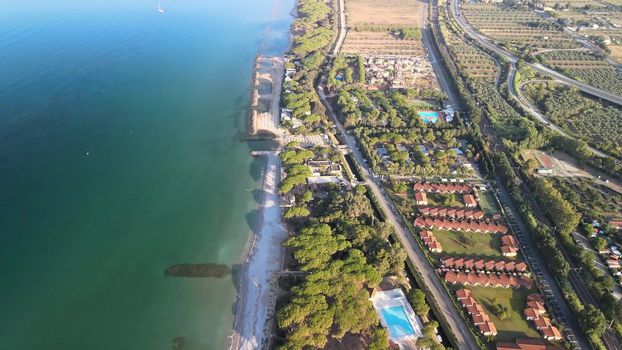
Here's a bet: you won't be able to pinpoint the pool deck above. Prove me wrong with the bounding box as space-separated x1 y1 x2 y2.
370 289 424 347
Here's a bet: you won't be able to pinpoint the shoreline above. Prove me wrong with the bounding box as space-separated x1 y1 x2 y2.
229 152 286 350
230 1 297 348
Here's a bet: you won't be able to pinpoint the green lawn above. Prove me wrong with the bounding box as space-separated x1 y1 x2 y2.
433 229 505 258
477 190 501 215
469 286 540 342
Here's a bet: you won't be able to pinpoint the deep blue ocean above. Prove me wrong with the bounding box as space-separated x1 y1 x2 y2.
0 0 292 348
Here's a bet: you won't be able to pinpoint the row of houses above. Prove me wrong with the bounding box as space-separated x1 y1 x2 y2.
419 206 485 220
497 338 565 350
420 230 443 253
455 289 498 337
444 271 534 289
414 217 509 234
501 235 520 257
414 182 473 194
523 294 563 341
440 256 528 273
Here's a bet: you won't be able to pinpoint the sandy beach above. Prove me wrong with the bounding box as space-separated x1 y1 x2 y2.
230 151 286 350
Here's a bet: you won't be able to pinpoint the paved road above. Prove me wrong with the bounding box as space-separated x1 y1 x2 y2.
450 0 622 107
331 0 346 56
318 84 479 350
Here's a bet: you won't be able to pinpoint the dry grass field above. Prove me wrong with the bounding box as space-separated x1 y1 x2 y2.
609 45 622 64
346 0 424 27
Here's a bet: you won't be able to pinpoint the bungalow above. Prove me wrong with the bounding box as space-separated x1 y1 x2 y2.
497 338 565 350
455 288 472 301
464 194 478 208
429 241 443 253
461 296 478 307
515 262 528 272
534 317 552 330
501 235 518 247
413 182 473 194
502 246 519 257
472 313 490 325
415 192 428 206
467 304 485 315
478 321 498 336
542 326 562 341
524 308 540 321
527 301 546 315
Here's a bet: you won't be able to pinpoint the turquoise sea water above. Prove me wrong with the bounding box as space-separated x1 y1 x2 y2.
0 0 292 348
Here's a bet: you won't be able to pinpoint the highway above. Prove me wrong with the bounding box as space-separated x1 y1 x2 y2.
450 0 622 107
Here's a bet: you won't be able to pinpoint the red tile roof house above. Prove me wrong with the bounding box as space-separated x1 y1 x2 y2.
524 307 540 321
478 321 498 336
414 192 428 206
419 206 485 220
461 296 478 307
455 288 472 301
526 301 546 315
534 316 552 330
463 194 478 208
413 216 508 234
497 338 565 350
467 303 485 315
428 241 443 253
413 182 473 194
472 313 490 325
501 245 519 257
527 293 545 303
542 326 562 341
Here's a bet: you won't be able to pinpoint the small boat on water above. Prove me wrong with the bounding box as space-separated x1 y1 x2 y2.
157 2 165 13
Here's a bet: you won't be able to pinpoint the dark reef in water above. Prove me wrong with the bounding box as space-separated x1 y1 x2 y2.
164 263 231 278
172 336 185 350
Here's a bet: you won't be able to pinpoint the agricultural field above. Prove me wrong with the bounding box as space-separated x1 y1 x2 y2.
442 18 499 82
536 50 622 95
433 229 504 258
345 0 423 27
447 42 498 81
549 176 622 220
524 82 622 157
342 0 426 56
467 287 542 342
341 31 427 56
462 3 580 49
541 0 605 7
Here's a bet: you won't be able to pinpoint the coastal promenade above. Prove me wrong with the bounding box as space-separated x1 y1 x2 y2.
230 151 286 350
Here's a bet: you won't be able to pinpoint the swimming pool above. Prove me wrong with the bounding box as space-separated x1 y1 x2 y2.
418 111 440 124
380 305 416 338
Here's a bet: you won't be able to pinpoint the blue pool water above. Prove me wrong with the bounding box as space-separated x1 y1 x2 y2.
380 306 416 338
418 111 440 124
